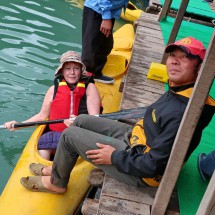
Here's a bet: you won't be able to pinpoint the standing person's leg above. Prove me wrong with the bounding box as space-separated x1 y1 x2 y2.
82 7 98 74
51 126 146 188
82 7 114 83
93 18 114 77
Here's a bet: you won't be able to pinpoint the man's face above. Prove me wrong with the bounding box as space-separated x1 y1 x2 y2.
166 48 201 87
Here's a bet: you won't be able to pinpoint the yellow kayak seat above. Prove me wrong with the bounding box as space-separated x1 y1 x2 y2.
113 37 133 52
147 62 169 83
112 24 135 54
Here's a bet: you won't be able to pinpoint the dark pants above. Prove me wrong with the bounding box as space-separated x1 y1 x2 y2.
200 150 215 177
81 6 115 77
51 115 147 188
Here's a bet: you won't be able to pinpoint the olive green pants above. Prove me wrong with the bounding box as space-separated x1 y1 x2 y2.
51 114 147 188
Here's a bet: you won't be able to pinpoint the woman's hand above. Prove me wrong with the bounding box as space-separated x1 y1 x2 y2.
63 115 76 127
4 121 19 131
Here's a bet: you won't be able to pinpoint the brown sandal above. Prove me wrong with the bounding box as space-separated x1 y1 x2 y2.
29 163 47 176
20 176 60 194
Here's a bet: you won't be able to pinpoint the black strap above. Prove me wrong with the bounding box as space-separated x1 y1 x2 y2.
53 76 61 99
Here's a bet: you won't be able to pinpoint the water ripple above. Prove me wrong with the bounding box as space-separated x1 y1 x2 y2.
0 0 84 193
11 3 76 29
0 5 20 13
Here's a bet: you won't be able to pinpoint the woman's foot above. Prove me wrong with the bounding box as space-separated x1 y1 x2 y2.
29 163 52 176
20 176 66 194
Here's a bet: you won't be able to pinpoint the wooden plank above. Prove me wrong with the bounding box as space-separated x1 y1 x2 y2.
137 20 163 31
158 0 173 21
151 28 215 215
168 10 214 27
87 168 105 188
196 171 215 215
121 12 165 111
125 80 165 93
125 85 163 99
97 195 151 215
138 11 161 23
81 198 99 215
140 28 163 39
101 175 157 204
97 175 153 215
97 176 179 215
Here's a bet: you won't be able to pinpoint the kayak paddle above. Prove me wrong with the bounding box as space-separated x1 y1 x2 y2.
0 106 147 129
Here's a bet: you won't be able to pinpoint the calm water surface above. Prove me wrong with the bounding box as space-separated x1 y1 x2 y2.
0 0 145 193
0 0 84 193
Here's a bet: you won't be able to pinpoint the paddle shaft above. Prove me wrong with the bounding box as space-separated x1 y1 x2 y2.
0 106 146 129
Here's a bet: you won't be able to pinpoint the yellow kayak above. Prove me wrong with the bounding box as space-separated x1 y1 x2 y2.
0 23 134 215
96 23 135 113
121 1 143 23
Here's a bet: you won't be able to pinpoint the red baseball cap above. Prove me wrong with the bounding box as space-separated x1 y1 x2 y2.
165 37 206 61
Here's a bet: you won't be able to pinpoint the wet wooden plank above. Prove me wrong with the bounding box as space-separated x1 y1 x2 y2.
101 175 157 205
97 196 151 215
97 175 179 215
82 198 99 215
121 12 165 111
97 175 153 215
87 168 105 188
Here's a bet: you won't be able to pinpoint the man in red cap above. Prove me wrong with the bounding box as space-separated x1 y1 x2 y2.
20 37 215 193
165 37 206 87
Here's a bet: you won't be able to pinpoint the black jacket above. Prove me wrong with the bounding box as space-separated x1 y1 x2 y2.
111 83 215 178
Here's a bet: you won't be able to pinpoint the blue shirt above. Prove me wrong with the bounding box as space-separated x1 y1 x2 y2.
84 0 129 19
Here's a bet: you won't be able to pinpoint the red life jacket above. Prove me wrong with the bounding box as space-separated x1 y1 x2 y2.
49 80 87 132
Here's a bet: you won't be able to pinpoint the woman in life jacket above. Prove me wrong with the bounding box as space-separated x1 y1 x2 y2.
4 51 101 160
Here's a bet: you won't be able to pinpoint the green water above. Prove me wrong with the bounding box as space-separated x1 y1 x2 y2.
0 0 146 194
0 0 82 194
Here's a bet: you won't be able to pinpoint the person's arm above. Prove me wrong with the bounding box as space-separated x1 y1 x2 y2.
111 111 183 178
98 0 113 19
23 86 54 122
86 83 101 115
4 86 54 131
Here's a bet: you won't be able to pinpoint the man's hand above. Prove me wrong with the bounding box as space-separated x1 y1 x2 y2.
100 20 113 38
86 143 116 165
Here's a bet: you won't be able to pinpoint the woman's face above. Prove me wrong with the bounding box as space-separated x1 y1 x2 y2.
61 62 82 84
